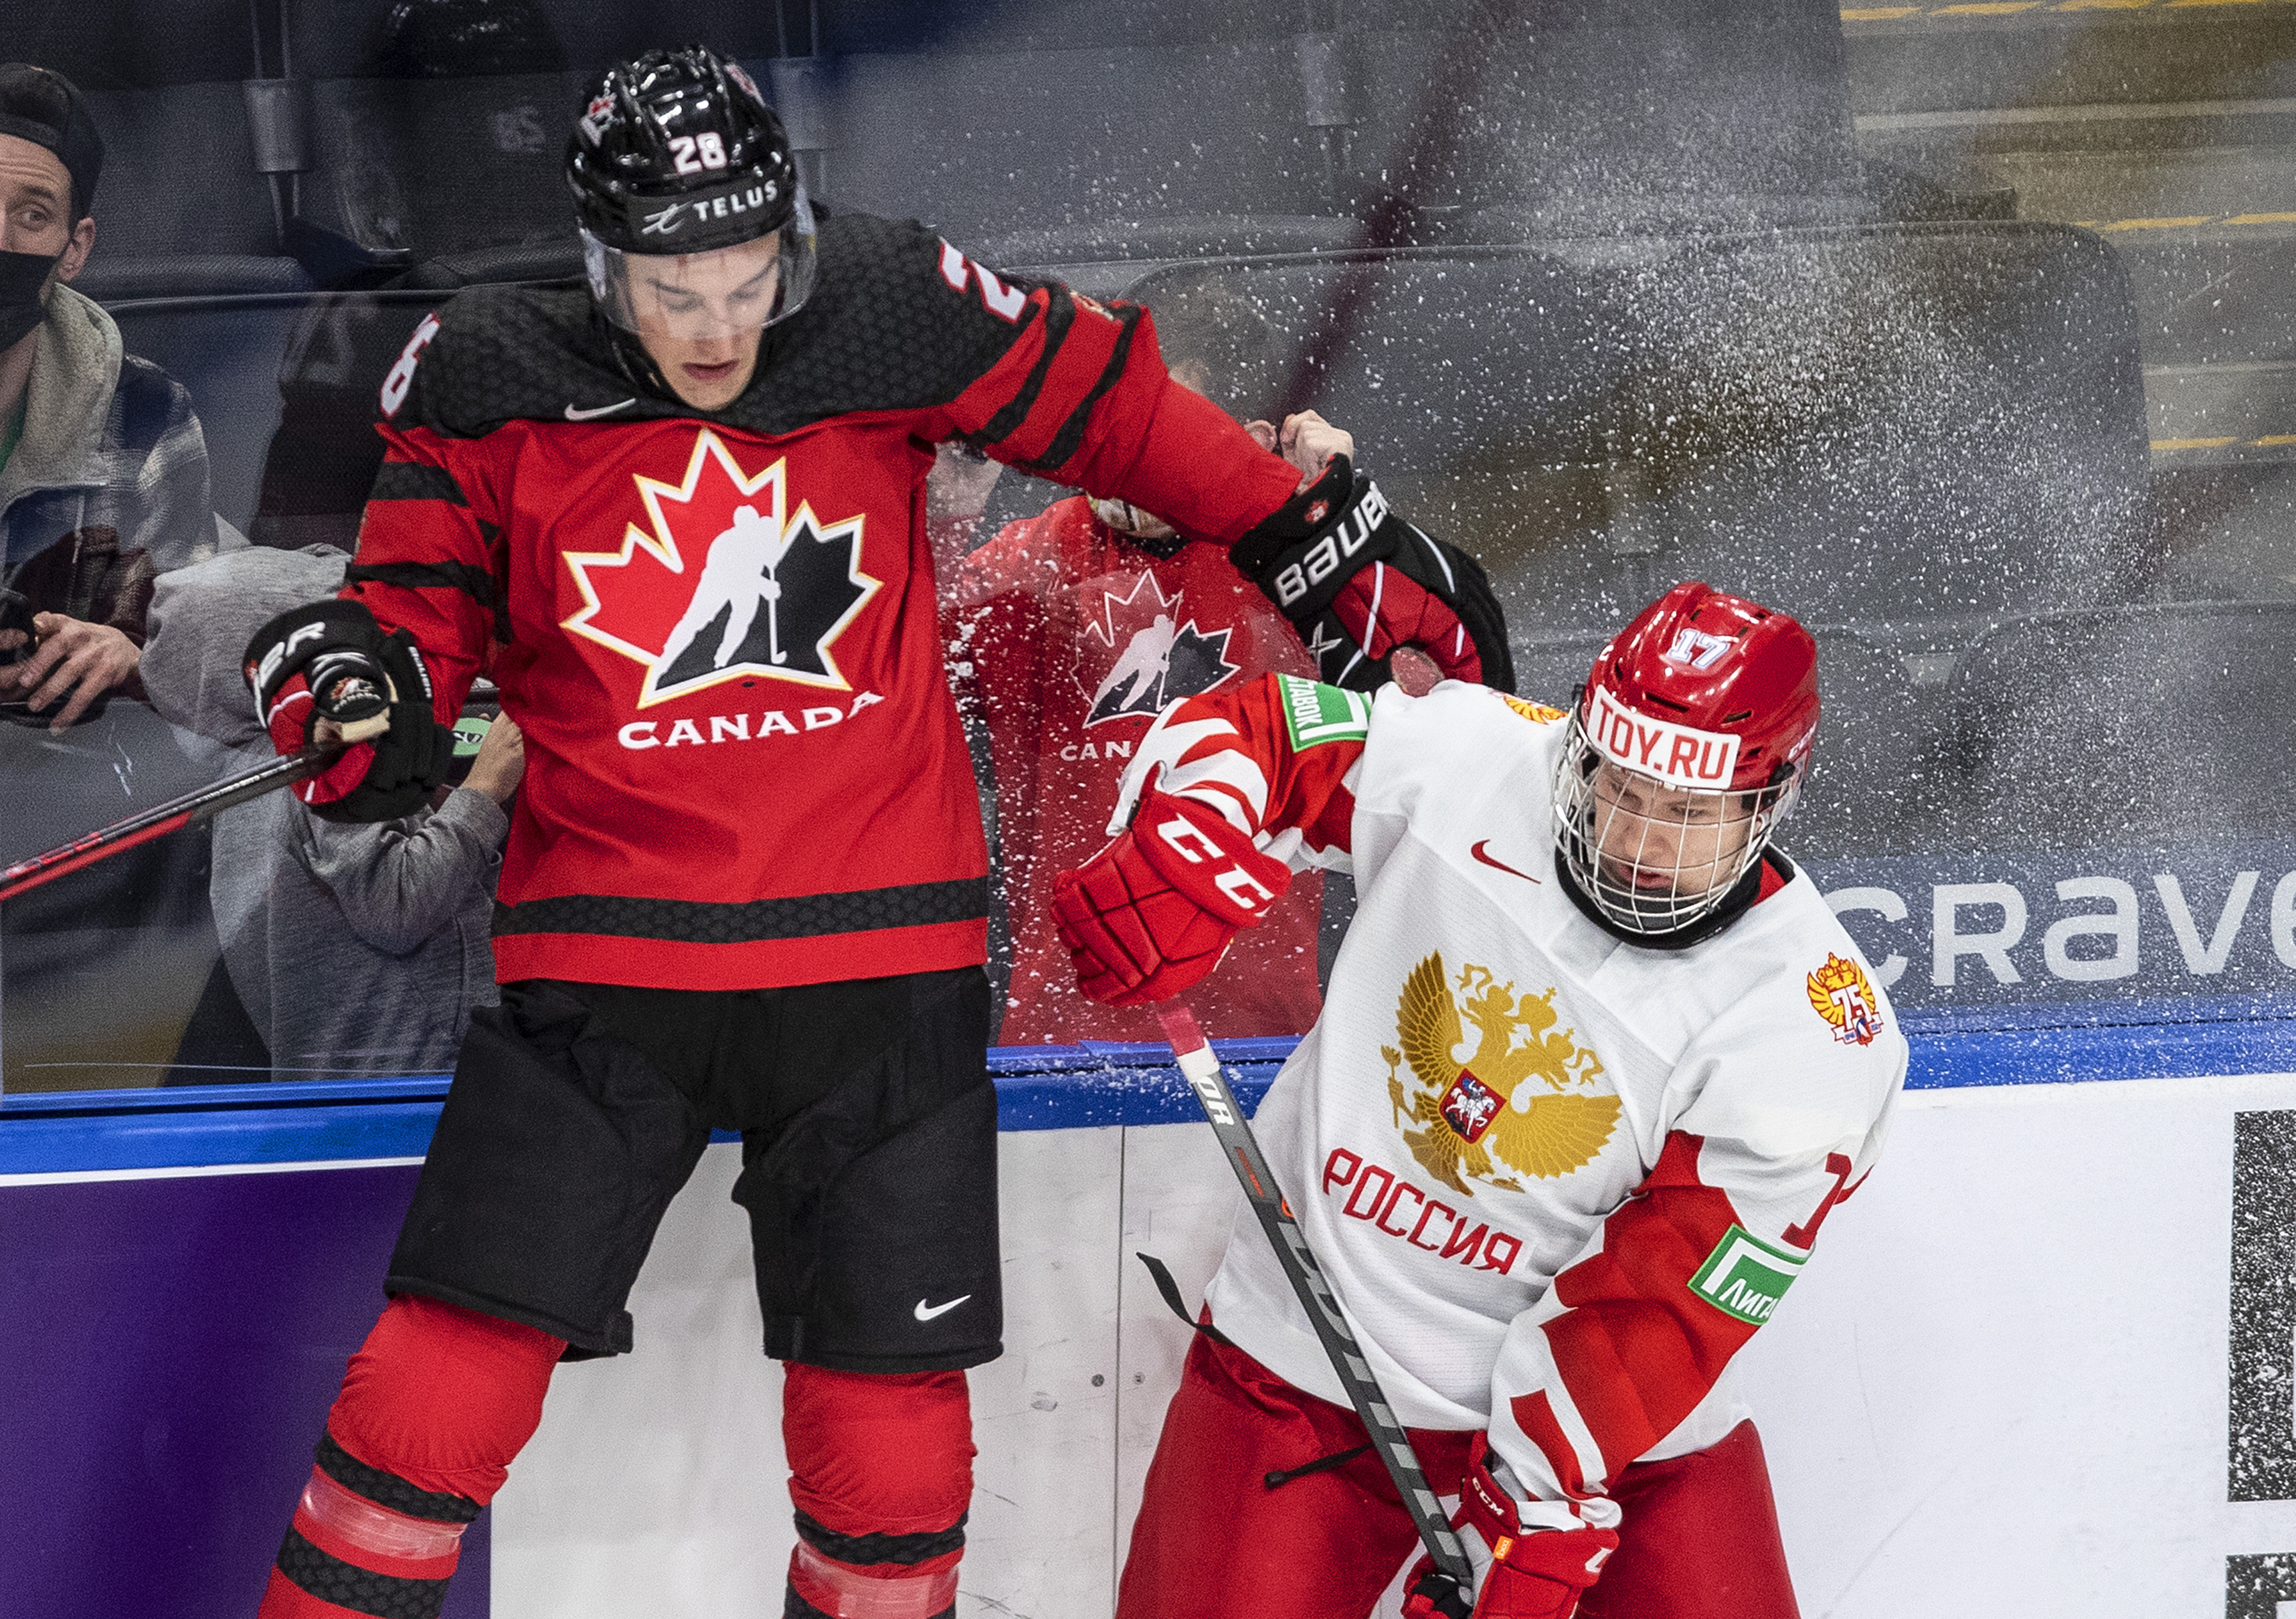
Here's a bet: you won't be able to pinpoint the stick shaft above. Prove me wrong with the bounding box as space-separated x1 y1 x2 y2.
1153 999 1476 1592
0 748 331 902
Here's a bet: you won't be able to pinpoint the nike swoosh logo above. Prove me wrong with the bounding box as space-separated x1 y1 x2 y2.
563 398 636 421
1472 840 1540 883
913 1294 972 1322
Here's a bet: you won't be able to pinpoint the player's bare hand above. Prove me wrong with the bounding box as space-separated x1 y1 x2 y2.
6 612 140 731
1244 418 1280 454
1279 412 1354 481
462 713 526 806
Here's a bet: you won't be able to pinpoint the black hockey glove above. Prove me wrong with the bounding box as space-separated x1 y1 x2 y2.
243 599 449 823
1231 456 1515 695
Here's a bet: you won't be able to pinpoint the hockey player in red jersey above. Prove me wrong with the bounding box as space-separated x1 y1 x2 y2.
237 46 1502 1619
942 280 1513 1045
1055 582 1908 1618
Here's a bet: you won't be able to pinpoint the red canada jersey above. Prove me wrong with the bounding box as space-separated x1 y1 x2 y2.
341 214 1301 991
947 497 1324 1043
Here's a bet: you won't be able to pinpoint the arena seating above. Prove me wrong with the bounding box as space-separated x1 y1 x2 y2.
35 0 1951 305
1122 223 2152 641
1945 601 2296 851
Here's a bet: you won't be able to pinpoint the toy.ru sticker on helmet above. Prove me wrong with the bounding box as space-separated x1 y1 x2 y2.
1806 953 1884 1047
1583 682 1739 790
561 428 878 707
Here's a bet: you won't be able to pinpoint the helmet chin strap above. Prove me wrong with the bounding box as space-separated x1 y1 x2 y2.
598 315 669 400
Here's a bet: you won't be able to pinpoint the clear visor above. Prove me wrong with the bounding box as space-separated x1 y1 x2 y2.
1551 714 1799 936
582 197 816 341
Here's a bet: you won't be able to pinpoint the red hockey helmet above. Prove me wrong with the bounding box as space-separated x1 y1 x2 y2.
1552 582 1819 940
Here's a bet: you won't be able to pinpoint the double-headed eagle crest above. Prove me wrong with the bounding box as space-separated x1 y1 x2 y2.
1383 954 1621 1197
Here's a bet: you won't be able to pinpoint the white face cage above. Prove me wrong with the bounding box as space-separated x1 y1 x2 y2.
1550 709 1801 938
580 191 817 342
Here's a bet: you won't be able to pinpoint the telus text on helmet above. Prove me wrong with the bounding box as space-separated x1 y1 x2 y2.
642 186 776 238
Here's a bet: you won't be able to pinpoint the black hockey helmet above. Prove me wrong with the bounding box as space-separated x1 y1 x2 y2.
566 46 816 336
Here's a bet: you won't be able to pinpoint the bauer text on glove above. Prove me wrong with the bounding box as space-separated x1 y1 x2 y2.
1229 454 1514 693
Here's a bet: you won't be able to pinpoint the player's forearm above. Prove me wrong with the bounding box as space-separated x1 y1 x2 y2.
1065 365 1302 547
1486 1128 1862 1518
339 442 503 727
1111 673 1361 859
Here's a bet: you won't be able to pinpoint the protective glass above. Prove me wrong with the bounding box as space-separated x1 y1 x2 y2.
1551 713 1798 936
580 191 817 341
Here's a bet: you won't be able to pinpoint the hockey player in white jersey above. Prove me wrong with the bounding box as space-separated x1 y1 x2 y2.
1051 582 1908 1619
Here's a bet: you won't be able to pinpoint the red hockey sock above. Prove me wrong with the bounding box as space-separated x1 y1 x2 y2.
329 1293 565 1501
258 1295 564 1619
782 1364 974 1619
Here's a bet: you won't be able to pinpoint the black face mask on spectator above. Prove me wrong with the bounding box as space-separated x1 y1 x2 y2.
0 248 56 352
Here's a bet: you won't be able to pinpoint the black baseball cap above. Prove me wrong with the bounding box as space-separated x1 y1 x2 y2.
0 65 103 222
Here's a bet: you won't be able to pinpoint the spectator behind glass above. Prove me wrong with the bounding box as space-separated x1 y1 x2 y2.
938 284 1346 1045
0 64 236 731
141 545 520 1078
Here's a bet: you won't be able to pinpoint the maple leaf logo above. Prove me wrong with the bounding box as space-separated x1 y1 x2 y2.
562 429 878 707
1079 570 1239 726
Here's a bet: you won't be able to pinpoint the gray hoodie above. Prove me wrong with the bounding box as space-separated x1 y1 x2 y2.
141 546 504 1077
1 282 231 645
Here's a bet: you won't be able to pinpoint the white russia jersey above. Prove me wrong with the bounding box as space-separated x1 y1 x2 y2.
1198 681 1909 1524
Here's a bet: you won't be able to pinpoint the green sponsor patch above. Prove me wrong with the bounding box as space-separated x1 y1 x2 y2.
1686 1225 1805 1327
1277 673 1371 751
450 714 493 758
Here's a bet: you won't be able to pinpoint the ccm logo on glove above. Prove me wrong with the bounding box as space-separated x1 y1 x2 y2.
1152 812 1280 916
1052 789 1293 1006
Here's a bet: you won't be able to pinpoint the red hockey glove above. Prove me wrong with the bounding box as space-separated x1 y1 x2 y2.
1333 562 1486 685
1229 456 1514 695
1401 1436 1619 1619
1052 788 1292 1006
244 600 449 823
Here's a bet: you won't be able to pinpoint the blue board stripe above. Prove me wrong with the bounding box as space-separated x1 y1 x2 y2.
8 1017 2296 1176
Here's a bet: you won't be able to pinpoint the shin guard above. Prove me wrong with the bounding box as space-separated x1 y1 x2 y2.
260 1295 563 1618
782 1364 974 1619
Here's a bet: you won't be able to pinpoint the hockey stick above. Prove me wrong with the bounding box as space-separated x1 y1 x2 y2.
0 729 377 904
1152 997 1478 1614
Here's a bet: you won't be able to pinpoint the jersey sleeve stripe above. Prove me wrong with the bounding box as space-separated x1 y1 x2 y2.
1162 756 1271 833
1539 1133 1759 1479
345 559 511 643
1109 675 1362 863
996 305 1125 466
368 460 470 506
1506 1388 1595 1503
1010 303 1144 477
968 288 1073 451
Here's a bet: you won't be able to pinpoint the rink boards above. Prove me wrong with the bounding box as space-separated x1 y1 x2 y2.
10 1035 2296 1618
